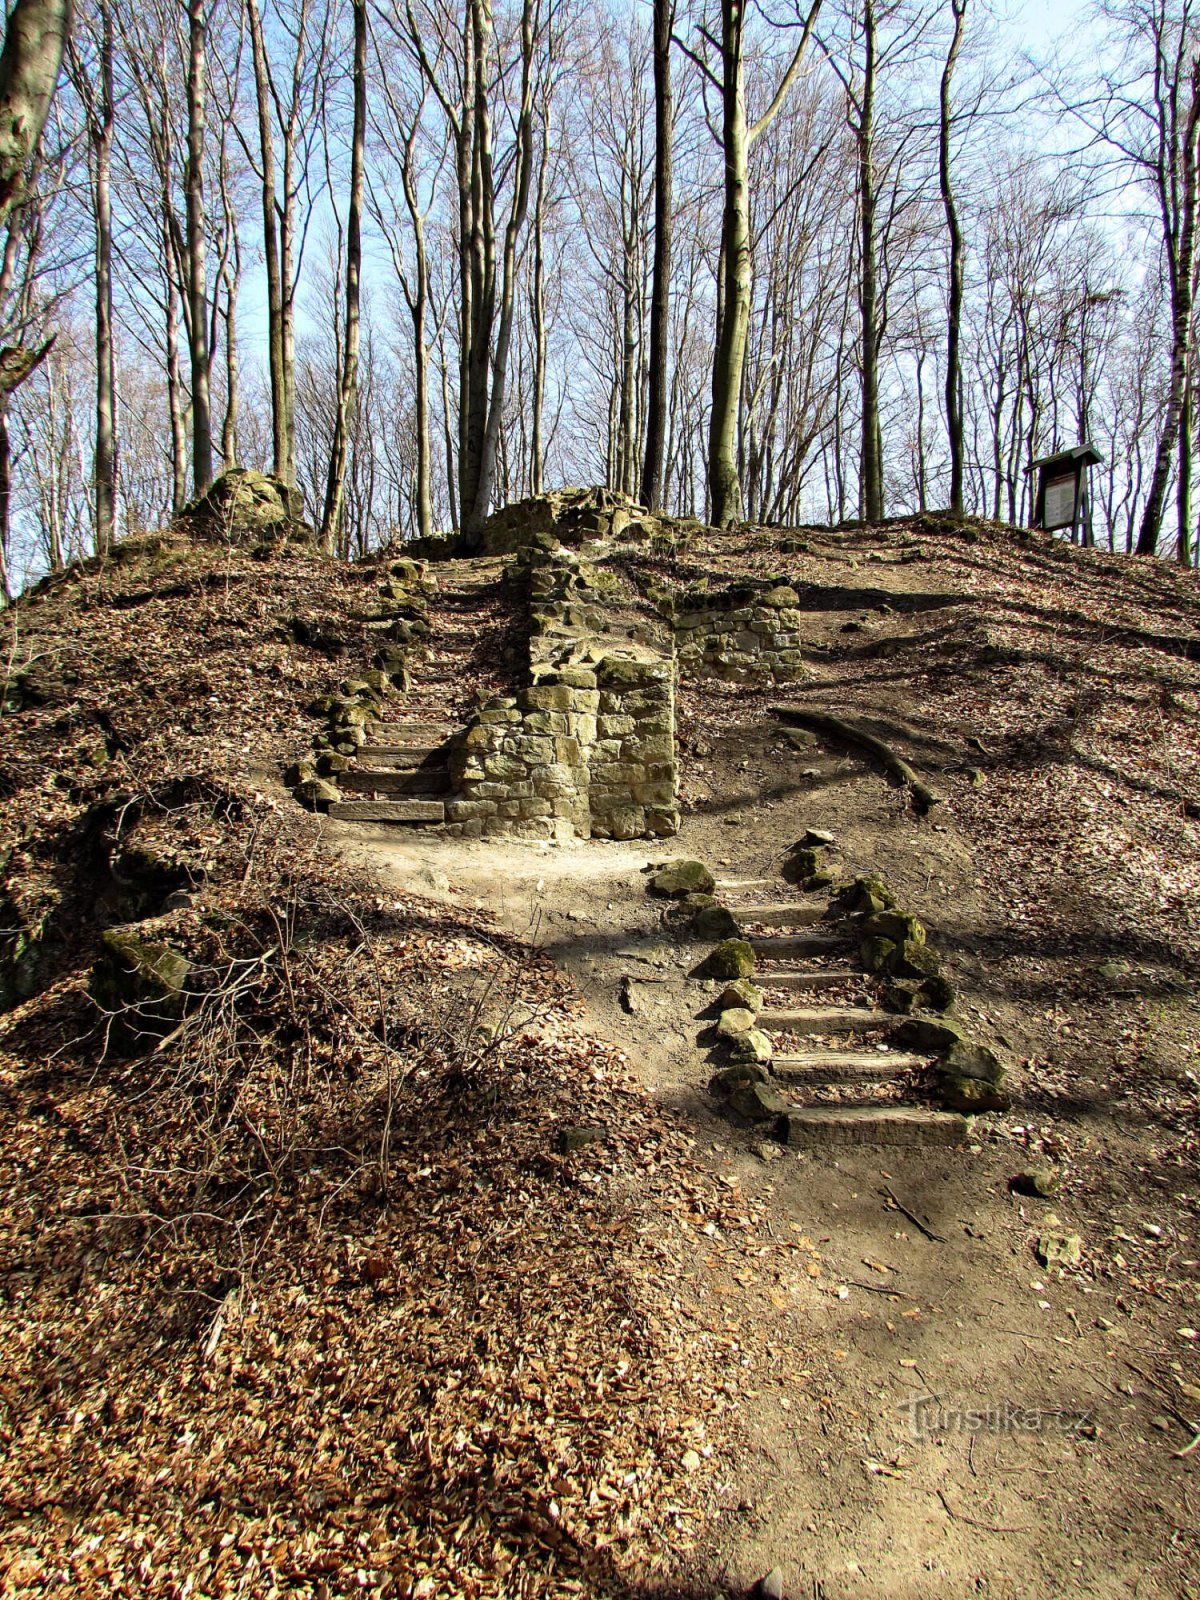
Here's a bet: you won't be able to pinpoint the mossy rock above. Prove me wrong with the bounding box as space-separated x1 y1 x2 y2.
782 846 823 884
1011 1168 1058 1198
286 760 318 787
719 980 762 1014
700 938 756 979
728 1080 788 1119
296 778 340 810
730 1026 773 1065
935 1039 1008 1112
920 971 956 1012
861 935 897 975
716 1006 756 1039
895 1014 966 1052
863 910 925 946
882 978 924 1014
317 752 351 776
710 1061 769 1096
837 874 897 915
91 928 191 1048
649 859 716 897
893 938 940 982
693 903 741 940
181 467 312 543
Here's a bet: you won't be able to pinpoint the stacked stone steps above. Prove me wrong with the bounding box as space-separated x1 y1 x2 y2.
713 891 969 1148
781 1106 971 1147
328 718 456 825
772 1050 930 1085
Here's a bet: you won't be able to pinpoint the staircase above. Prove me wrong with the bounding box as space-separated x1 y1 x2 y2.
717 884 972 1147
327 720 455 825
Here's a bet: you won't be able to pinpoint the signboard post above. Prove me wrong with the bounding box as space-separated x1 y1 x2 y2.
1028 444 1104 546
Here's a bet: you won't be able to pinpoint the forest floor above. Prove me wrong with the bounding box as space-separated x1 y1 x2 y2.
0 514 1197 1598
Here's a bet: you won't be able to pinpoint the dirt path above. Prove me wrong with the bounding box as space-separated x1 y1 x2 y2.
326 547 1198 1600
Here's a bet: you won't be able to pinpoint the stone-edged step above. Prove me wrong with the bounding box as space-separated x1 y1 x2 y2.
356 743 447 767
758 1006 887 1035
759 968 865 992
781 1106 971 1147
731 902 827 929
750 933 847 960
366 722 453 744
772 1050 930 1085
715 877 775 892
339 768 449 796
327 799 445 823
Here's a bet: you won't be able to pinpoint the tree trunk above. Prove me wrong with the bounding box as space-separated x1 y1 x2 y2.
320 0 365 551
184 0 212 496
939 0 966 516
1139 56 1200 555
246 0 287 482
857 0 883 522
640 0 673 511
0 0 71 229
92 0 116 553
708 0 750 527
165 248 187 516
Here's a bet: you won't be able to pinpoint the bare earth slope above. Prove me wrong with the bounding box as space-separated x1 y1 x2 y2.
1 516 1198 1598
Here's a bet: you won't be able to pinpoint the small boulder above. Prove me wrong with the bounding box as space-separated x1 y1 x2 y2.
882 978 924 1014
893 939 941 982
710 1062 769 1096
296 778 340 810
729 1080 788 1119
181 467 311 543
730 1026 773 1065
1036 1232 1082 1269
895 1014 966 1051
558 1124 608 1154
863 910 926 946
649 859 716 896
716 1006 756 1039
860 935 897 975
699 938 756 979
91 928 191 1049
693 903 741 940
1011 1168 1058 1199
719 979 762 1014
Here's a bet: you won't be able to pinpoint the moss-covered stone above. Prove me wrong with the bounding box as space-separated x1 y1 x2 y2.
895 1014 966 1051
893 938 940 981
719 979 762 1014
700 938 756 979
882 978 924 1014
693 903 741 940
728 1080 788 1119
782 846 822 884
863 910 926 946
1012 1168 1058 1198
91 928 191 1047
296 778 340 809
649 858 715 896
861 935 897 974
935 1039 1009 1112
920 971 956 1012
709 1061 769 1096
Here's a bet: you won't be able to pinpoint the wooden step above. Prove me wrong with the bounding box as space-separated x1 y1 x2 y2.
782 1106 971 1147
772 1050 930 1085
732 903 826 928
715 877 775 892
340 769 449 796
760 969 865 991
758 1007 886 1035
750 934 846 960
366 722 453 743
356 743 446 767
327 800 445 823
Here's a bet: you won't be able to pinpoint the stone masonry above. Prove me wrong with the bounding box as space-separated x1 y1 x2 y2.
445 539 680 841
666 581 809 684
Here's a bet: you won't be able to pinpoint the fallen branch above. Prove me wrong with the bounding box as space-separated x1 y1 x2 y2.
935 1488 1030 1535
770 705 943 813
881 1185 946 1242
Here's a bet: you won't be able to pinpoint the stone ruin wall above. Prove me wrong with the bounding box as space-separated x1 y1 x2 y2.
669 582 809 684
444 542 680 841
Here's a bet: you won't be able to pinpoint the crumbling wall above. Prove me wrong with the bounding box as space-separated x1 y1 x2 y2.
668 582 808 683
445 541 680 841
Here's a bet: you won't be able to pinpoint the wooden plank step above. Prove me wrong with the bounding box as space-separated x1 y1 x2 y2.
782 1106 971 1147
733 903 826 928
327 800 445 823
356 743 446 766
759 1006 889 1035
715 877 775 892
750 934 845 959
772 1051 930 1085
760 969 865 991
340 769 449 796
366 722 453 742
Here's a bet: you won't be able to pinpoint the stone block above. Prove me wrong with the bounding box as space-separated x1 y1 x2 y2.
598 714 636 737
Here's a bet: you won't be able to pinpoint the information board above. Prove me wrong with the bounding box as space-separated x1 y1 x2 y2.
1043 471 1077 530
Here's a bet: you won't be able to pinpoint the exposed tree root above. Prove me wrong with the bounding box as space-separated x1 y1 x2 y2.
770 703 944 813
